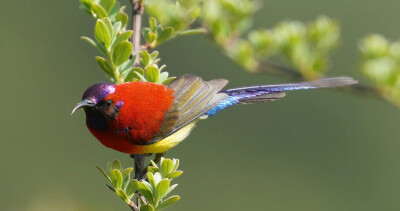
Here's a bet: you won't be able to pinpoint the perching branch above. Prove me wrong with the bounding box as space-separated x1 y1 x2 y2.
131 0 144 67
257 61 383 99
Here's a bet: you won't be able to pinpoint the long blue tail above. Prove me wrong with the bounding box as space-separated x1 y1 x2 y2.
205 77 357 116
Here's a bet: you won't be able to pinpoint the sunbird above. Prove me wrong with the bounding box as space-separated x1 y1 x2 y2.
72 74 357 154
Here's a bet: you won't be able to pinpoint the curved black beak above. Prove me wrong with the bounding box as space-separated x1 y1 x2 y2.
71 99 95 115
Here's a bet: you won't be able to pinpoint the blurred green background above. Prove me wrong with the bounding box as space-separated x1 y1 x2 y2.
2 0 400 210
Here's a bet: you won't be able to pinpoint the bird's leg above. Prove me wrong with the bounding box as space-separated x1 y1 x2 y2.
130 154 146 208
131 154 146 180
135 152 166 180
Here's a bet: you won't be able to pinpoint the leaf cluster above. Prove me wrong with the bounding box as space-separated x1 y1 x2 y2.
96 159 182 211
359 34 400 106
146 1 339 80
79 0 175 84
232 16 340 78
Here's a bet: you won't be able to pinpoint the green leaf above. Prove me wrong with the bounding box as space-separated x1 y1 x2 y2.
123 68 135 81
99 0 115 12
102 18 114 39
147 172 156 189
137 182 154 203
122 167 133 189
161 159 173 178
142 28 151 43
134 71 148 82
114 31 133 47
126 179 139 198
153 172 162 185
116 189 130 203
133 67 145 75
162 77 176 85
140 205 155 211
95 166 112 183
108 2 120 17
79 0 92 13
145 66 159 82
81 36 106 55
163 184 178 198
119 58 134 73
178 28 207 36
142 181 155 193
149 17 157 32
167 171 183 179
155 179 170 200
112 21 122 37
116 12 129 27
159 72 168 83
91 4 108 19
108 160 122 172
106 184 116 192
112 41 132 66
150 160 159 169
147 32 157 45
110 169 123 189
156 195 180 211
95 20 111 48
140 51 151 67
150 51 159 60
95 56 115 78
157 27 174 45
172 159 179 172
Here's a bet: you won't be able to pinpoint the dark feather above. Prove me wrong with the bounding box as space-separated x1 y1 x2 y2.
148 75 228 144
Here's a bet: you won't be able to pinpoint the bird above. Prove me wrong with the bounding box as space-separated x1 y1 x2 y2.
72 74 357 154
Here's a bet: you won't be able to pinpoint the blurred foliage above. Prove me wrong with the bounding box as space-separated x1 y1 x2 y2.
146 0 400 107
96 159 182 211
359 34 400 106
146 0 340 79
76 0 400 210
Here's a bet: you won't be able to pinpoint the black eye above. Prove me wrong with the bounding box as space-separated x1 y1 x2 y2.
105 100 112 108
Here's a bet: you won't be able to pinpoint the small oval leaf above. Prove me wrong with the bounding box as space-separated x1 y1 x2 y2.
110 169 123 189
145 66 159 83
108 160 122 172
95 166 112 182
161 159 173 177
95 56 115 78
112 41 132 66
137 182 154 203
157 195 180 211
91 4 108 19
140 204 154 211
116 189 130 203
116 12 129 27
99 0 115 12
157 27 174 45
95 20 111 48
155 179 170 200
126 179 139 198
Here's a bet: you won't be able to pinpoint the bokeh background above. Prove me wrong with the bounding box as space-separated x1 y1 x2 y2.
2 0 400 210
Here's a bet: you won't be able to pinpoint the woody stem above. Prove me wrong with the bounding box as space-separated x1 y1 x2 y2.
130 0 144 67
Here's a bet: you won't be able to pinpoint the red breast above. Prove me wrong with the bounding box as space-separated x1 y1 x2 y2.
87 82 175 153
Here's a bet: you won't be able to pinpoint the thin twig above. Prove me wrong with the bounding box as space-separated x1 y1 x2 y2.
129 202 140 211
131 0 144 67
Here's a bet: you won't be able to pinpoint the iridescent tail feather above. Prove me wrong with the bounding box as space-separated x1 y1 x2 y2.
205 77 357 116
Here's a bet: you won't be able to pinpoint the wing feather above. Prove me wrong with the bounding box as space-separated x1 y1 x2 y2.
147 75 228 144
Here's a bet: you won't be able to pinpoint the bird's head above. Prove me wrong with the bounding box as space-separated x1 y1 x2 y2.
71 82 123 117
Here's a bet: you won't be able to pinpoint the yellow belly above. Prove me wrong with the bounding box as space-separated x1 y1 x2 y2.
133 123 196 154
